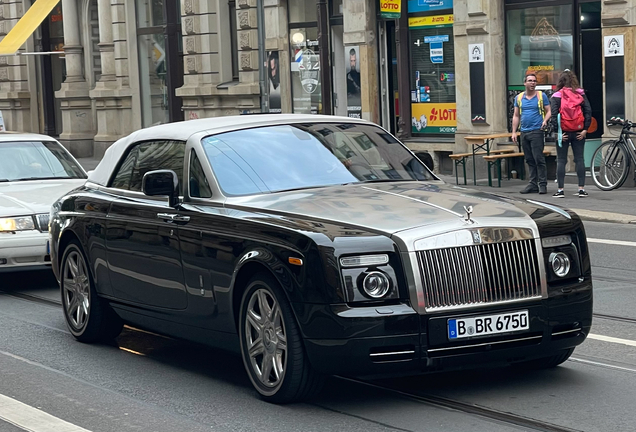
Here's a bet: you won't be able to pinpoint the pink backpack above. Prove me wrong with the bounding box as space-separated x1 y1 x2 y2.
560 88 585 132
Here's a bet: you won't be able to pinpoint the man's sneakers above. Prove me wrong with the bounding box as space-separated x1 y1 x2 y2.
578 189 589 198
520 184 539 194
552 190 565 198
539 185 547 194
552 189 588 198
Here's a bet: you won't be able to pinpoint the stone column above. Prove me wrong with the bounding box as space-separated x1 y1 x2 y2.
176 0 260 119
453 0 507 154
343 0 380 123
0 1 35 132
56 0 95 157
89 0 133 158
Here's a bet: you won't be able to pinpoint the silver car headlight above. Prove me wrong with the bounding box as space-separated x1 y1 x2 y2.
0 216 36 232
340 254 400 302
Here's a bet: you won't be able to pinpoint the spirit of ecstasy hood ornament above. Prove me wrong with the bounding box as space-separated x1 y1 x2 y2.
464 205 474 223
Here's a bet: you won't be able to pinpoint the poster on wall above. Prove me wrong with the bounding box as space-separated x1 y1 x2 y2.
380 0 401 19
604 35 624 57
290 31 321 114
411 103 456 134
408 0 453 13
346 46 362 118
267 51 282 113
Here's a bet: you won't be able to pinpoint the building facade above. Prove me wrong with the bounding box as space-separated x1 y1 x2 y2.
0 0 633 165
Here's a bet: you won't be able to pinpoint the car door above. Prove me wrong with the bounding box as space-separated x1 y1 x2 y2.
105 140 189 310
175 148 237 331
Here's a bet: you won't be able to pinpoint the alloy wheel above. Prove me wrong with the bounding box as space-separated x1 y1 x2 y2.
63 250 91 330
244 288 287 389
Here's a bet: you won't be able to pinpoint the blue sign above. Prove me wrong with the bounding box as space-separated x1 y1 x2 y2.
430 42 443 64
408 0 453 13
424 35 449 43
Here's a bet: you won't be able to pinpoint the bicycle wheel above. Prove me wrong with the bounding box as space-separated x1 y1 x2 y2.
591 140 631 191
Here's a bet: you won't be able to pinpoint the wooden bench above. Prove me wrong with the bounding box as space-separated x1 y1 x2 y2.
484 149 553 187
450 149 514 185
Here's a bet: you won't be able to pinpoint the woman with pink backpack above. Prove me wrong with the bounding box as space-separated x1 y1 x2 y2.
550 70 592 198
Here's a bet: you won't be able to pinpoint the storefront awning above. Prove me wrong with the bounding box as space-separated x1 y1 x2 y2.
0 0 61 55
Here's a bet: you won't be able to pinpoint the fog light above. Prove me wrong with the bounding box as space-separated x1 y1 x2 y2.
362 271 391 298
550 252 571 277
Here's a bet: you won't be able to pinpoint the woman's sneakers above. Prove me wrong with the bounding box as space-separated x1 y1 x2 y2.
553 189 588 198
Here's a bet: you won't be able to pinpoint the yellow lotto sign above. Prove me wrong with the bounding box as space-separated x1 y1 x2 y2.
380 0 401 19
409 14 454 28
411 103 457 134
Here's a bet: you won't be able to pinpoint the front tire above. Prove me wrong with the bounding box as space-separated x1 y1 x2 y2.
60 240 123 342
513 348 574 370
238 273 323 403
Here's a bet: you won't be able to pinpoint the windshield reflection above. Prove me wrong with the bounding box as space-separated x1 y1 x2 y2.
0 141 86 181
202 123 434 196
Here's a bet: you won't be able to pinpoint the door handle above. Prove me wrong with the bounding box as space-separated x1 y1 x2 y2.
157 213 190 223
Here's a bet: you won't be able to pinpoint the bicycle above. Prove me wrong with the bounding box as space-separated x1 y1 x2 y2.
590 119 636 190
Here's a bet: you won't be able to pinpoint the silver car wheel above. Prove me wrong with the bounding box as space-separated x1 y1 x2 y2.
245 288 287 389
63 250 91 330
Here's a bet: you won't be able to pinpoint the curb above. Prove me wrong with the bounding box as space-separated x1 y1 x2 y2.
571 209 636 224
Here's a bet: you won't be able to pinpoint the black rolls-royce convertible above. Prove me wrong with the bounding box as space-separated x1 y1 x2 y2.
50 115 592 403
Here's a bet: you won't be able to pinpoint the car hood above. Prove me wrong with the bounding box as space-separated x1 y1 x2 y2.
0 179 86 217
226 181 561 238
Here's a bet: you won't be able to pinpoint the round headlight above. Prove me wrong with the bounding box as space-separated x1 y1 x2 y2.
550 252 571 278
362 271 391 298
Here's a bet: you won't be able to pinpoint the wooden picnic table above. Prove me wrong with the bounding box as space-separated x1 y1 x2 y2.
464 132 520 185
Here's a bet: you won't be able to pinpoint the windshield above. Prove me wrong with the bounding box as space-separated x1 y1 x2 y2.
0 141 86 182
201 123 434 196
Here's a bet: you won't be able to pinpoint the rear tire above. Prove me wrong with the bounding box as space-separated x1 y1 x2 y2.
238 272 323 403
591 141 630 191
513 348 574 370
60 240 123 343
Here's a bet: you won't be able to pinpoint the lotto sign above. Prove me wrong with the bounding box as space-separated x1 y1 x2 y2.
411 103 457 134
380 0 401 19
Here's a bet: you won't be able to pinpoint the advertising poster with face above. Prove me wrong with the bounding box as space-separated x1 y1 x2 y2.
267 51 282 113
346 46 362 118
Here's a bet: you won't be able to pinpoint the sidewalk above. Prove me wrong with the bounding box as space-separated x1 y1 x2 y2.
437 173 636 224
75 157 636 224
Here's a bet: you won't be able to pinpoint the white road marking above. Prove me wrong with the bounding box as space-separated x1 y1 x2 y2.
570 357 636 374
587 333 636 347
0 393 91 432
588 238 636 247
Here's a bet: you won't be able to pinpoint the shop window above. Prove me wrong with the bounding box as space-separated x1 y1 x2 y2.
506 5 573 87
289 27 322 114
408 13 456 135
289 0 317 24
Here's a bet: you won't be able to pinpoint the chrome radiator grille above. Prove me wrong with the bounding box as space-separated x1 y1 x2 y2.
416 239 541 310
36 214 50 232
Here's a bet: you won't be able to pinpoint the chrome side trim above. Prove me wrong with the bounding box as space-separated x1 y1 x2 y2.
551 328 582 337
369 350 416 357
427 335 543 353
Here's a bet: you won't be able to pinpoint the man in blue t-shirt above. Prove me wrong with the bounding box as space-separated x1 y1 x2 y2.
511 73 551 194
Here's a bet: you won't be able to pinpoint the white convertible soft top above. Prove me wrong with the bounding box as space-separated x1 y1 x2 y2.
88 114 369 186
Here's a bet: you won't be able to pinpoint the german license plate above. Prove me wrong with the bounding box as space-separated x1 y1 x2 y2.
448 310 529 340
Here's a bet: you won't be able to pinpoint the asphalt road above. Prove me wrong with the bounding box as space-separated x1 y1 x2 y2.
0 220 634 432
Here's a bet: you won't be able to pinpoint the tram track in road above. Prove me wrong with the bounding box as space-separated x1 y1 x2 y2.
0 290 61 308
330 376 583 432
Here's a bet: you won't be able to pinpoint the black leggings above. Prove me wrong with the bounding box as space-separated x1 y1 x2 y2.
556 132 586 189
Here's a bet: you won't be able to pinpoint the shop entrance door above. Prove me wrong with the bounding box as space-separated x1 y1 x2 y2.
579 1 603 139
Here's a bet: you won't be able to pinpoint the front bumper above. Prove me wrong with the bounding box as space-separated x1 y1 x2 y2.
301 280 593 377
0 231 51 269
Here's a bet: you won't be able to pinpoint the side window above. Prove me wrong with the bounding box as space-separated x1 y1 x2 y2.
110 147 138 190
129 141 186 194
189 150 212 198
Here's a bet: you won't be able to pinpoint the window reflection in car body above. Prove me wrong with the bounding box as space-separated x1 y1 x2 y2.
0 141 86 181
200 123 433 197
105 140 188 309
